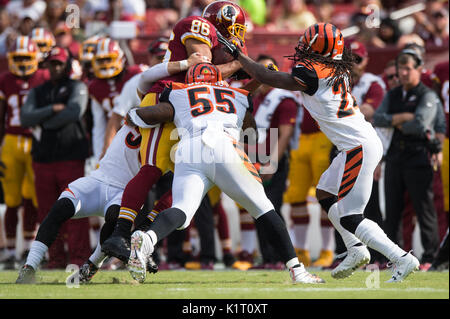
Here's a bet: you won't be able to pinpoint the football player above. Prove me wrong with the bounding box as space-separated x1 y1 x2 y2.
126 63 325 284
101 0 251 262
30 28 56 68
88 37 147 163
0 36 49 269
15 57 200 284
218 23 420 282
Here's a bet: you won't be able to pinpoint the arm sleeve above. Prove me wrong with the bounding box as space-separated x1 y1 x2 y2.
372 92 393 127
433 99 446 135
91 98 107 162
291 64 318 96
41 82 88 130
20 88 54 127
137 63 170 95
401 91 439 136
114 75 142 117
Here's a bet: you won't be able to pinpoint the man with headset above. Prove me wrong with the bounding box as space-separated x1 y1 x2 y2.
373 48 443 266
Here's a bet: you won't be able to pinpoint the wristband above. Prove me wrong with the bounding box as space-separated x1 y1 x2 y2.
128 109 159 129
179 59 189 71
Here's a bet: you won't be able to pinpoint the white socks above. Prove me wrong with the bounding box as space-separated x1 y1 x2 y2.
293 224 309 250
240 230 256 254
328 203 362 249
146 230 158 247
88 242 107 268
25 241 48 270
320 225 335 251
286 257 301 269
355 218 406 262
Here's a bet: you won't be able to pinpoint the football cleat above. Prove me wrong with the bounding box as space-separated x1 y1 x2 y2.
79 260 99 284
147 255 158 274
101 234 131 263
222 252 236 267
290 263 325 284
331 245 370 279
16 264 36 284
386 252 420 283
127 230 154 283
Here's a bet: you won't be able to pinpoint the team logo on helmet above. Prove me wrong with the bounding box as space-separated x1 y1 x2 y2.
218 5 237 24
185 63 222 84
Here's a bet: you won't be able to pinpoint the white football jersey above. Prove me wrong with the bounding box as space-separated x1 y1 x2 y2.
90 125 141 189
160 82 252 141
292 61 379 151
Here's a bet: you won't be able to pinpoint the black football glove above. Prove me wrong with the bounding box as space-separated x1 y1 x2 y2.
0 160 5 178
217 31 241 60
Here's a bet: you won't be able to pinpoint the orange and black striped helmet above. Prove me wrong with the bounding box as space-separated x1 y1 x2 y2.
185 63 222 84
299 23 344 60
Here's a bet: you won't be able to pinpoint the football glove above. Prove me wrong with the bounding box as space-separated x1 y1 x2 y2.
0 160 5 178
217 31 241 60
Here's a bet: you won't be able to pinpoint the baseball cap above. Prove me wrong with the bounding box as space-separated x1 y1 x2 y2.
47 46 69 63
348 40 368 59
148 37 169 56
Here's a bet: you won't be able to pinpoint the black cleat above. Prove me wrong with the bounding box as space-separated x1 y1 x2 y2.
147 255 158 274
79 260 99 284
102 235 131 263
223 252 236 267
16 264 36 284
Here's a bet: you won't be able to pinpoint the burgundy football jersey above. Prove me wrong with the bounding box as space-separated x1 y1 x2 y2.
150 16 220 94
88 64 145 115
0 69 50 136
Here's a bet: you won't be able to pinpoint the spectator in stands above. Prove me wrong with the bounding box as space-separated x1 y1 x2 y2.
414 1 449 47
20 46 91 268
6 0 46 27
42 0 68 31
373 48 442 267
17 14 38 37
376 18 402 47
54 21 80 59
266 0 316 31
0 7 15 57
382 59 400 90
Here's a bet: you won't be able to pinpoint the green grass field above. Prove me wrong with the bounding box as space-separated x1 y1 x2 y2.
0 269 448 299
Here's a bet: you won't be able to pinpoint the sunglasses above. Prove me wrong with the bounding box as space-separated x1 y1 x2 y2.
432 11 445 18
386 74 397 80
353 55 363 64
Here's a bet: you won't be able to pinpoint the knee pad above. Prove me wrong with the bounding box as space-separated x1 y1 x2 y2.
340 214 364 234
318 196 338 214
105 205 120 224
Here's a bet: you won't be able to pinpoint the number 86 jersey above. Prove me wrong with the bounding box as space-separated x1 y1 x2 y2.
160 82 253 141
292 61 378 151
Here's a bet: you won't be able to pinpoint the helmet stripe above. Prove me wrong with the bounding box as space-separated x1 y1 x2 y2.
320 23 329 55
330 24 337 57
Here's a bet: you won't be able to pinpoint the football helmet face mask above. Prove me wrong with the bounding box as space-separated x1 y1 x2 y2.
30 28 56 62
202 1 247 43
92 38 125 79
185 63 222 84
298 23 344 60
7 36 39 77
